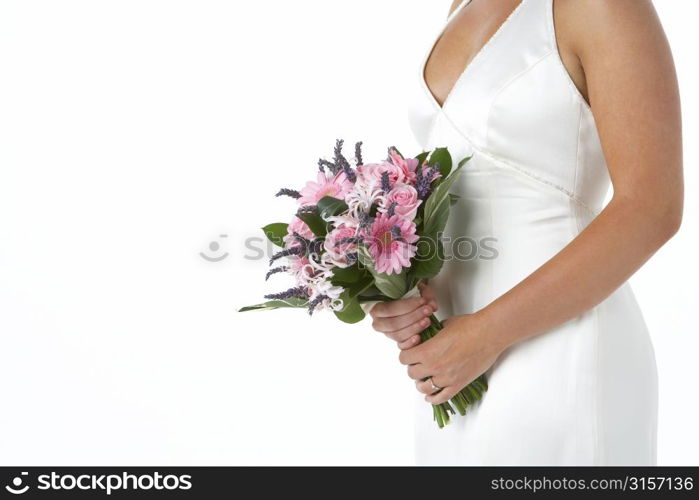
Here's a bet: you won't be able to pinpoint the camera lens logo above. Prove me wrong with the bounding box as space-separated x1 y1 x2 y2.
200 234 229 262
5 472 29 495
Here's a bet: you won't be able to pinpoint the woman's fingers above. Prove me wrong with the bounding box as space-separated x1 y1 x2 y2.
397 334 421 350
417 281 439 311
371 296 425 318
415 376 445 395
372 303 433 334
406 362 431 381
385 317 430 344
369 286 440 349
426 384 460 405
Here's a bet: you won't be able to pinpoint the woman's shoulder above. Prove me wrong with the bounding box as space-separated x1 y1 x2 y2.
554 0 661 54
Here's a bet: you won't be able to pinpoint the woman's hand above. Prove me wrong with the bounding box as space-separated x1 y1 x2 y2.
398 312 508 405
370 281 439 350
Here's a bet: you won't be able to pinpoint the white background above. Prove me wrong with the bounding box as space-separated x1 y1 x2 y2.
0 0 696 465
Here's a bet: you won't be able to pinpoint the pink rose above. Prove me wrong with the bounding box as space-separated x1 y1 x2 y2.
284 216 314 246
357 151 421 189
357 159 415 188
381 183 421 220
388 149 419 185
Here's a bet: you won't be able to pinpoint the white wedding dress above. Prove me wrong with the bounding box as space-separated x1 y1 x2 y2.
406 0 658 465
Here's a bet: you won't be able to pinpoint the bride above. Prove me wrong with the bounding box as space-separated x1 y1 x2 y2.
369 0 683 465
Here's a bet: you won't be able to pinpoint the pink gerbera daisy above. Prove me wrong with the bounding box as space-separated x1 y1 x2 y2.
298 171 354 206
365 213 419 275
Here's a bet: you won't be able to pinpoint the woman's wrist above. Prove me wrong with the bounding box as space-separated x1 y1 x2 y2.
449 307 512 360
467 305 515 356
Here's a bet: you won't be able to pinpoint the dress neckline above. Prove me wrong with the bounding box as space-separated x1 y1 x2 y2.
420 0 526 112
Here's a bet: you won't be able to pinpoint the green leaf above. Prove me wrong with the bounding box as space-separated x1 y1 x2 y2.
330 263 362 284
261 223 289 248
375 270 408 299
359 294 391 303
237 297 308 312
297 211 328 237
334 291 366 324
410 237 445 280
331 274 372 297
415 151 429 166
317 195 349 220
356 285 384 300
457 154 474 169
347 275 374 297
423 163 464 236
357 245 408 299
423 197 449 237
429 147 452 178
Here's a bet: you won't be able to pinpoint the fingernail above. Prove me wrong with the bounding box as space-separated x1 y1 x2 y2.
421 318 429 326
423 307 431 315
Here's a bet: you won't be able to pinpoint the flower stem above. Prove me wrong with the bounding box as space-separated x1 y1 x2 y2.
420 313 489 429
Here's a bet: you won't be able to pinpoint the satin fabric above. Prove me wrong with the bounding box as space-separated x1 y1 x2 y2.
406 0 658 465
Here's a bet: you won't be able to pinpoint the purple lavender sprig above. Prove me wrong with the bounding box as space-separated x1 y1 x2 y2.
307 238 324 259
318 158 336 174
269 245 304 265
337 236 362 246
270 230 325 265
297 204 317 214
265 266 288 281
290 231 311 248
308 294 329 315
275 188 301 199
380 171 392 193
354 141 364 166
334 138 356 183
264 286 309 301
358 211 375 230
342 162 357 183
415 164 440 199
345 252 358 265
334 139 349 169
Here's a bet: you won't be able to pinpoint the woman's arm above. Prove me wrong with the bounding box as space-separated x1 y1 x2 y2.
448 0 466 17
400 0 684 404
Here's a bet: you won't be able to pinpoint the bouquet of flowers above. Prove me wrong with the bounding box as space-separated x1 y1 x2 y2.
239 140 488 428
